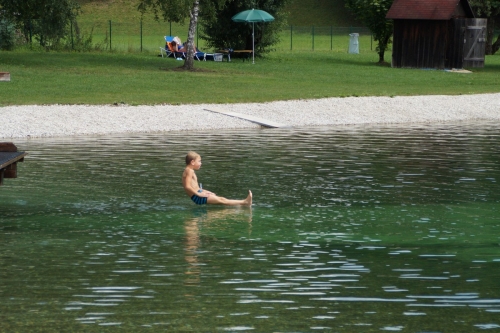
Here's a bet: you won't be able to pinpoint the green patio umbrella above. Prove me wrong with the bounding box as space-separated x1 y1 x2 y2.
231 9 275 64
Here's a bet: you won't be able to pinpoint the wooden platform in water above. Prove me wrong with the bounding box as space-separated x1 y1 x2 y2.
204 107 288 128
0 143 27 186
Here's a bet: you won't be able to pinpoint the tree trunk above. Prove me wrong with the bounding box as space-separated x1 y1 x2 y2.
485 17 495 55
378 50 385 63
377 34 391 63
182 0 199 70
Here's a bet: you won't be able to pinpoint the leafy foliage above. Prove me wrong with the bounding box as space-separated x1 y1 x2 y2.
0 16 16 50
199 0 291 52
470 0 500 17
345 0 393 63
0 0 80 49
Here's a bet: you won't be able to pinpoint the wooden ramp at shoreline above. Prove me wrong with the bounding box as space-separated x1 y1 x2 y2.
203 107 288 128
0 143 27 186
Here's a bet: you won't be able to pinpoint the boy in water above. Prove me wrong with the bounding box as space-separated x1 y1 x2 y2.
182 151 252 206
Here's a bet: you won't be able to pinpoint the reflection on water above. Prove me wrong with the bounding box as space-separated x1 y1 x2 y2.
184 209 252 290
1 121 500 332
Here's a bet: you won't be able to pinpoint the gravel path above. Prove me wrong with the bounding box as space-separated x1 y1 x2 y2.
1 93 499 139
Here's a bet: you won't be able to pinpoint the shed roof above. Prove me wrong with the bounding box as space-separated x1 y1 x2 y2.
386 0 475 20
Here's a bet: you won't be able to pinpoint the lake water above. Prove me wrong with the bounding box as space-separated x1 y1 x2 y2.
1 121 500 332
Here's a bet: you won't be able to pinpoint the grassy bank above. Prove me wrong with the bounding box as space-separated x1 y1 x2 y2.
74 0 359 28
1 47 499 106
69 6 366 53
68 0 364 53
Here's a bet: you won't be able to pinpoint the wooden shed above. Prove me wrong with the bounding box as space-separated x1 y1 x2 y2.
386 0 486 69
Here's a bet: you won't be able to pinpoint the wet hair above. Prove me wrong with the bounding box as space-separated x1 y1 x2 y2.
186 151 200 165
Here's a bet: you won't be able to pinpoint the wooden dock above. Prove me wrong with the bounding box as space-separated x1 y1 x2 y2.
203 107 288 128
0 143 27 186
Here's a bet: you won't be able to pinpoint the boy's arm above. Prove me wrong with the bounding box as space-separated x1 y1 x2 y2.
197 188 215 197
182 169 215 197
200 189 215 196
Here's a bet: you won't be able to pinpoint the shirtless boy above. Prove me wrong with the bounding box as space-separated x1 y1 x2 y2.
182 151 252 206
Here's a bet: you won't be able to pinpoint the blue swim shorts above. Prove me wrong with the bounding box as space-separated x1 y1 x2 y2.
191 194 207 205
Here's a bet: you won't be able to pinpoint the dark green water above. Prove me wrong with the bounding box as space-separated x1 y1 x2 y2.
1 121 500 332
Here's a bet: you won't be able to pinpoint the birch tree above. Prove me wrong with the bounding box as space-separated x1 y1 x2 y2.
139 0 215 70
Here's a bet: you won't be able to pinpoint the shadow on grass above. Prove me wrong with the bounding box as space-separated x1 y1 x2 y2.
472 62 500 73
1 51 171 72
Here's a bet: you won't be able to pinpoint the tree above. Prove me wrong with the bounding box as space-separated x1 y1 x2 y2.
469 0 500 54
345 0 394 63
0 0 80 48
139 0 216 70
199 0 290 53
139 0 289 69
0 17 16 50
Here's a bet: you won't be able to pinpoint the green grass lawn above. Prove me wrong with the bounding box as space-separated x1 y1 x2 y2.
1 46 499 106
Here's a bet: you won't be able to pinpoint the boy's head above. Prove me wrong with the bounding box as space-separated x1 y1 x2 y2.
186 151 200 165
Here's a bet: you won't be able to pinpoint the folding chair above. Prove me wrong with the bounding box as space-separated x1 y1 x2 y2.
159 36 176 58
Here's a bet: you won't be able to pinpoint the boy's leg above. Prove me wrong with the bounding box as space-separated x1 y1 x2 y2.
207 191 252 206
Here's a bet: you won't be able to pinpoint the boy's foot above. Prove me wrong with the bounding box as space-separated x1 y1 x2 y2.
244 190 253 206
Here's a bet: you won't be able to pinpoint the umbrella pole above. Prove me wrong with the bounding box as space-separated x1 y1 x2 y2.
252 22 255 64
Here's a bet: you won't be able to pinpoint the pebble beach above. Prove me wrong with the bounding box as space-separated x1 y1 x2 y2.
1 93 499 139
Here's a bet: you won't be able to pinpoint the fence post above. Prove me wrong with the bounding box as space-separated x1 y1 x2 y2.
140 19 143 52
330 25 333 50
109 20 112 50
29 18 32 44
290 25 293 50
312 25 314 50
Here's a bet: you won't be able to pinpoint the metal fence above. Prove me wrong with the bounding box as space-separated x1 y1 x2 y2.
284 26 372 51
72 20 373 53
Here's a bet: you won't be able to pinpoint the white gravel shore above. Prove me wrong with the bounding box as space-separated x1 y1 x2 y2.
1 93 499 139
